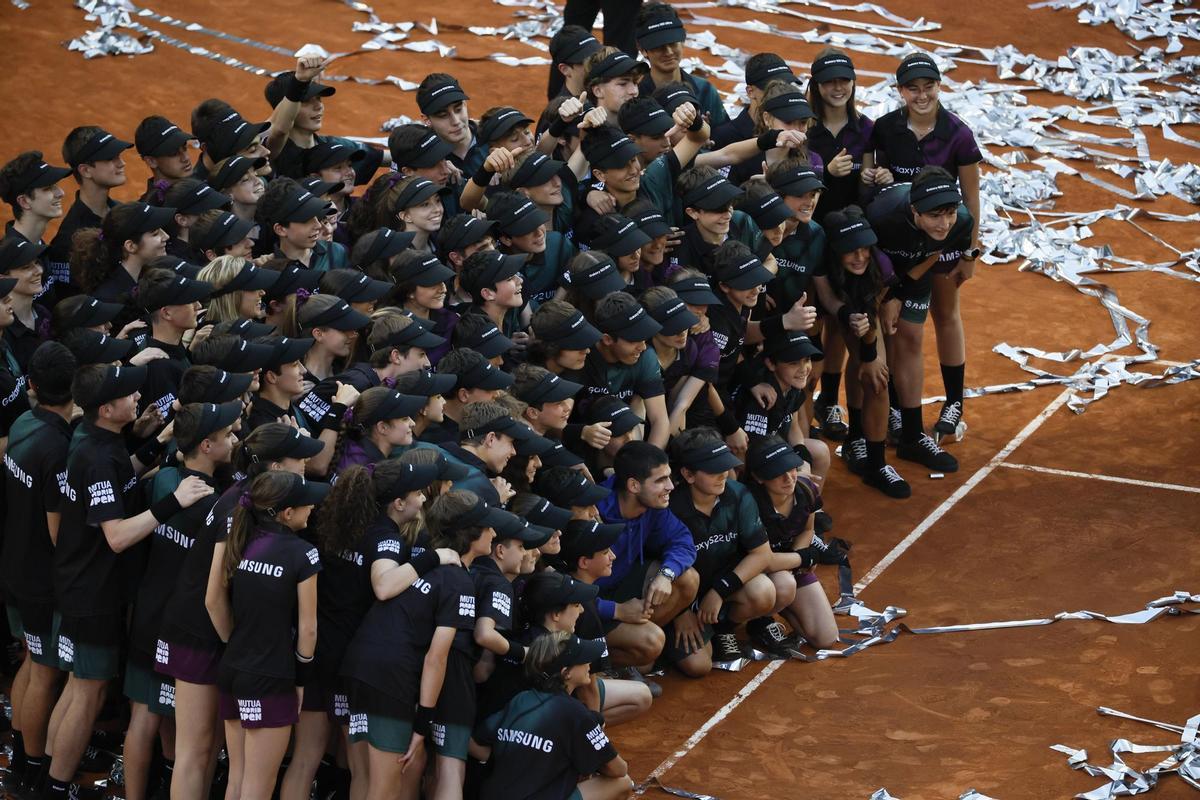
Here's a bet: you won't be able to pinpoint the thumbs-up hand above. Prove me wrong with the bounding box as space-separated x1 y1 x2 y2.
828 148 854 177
783 291 817 331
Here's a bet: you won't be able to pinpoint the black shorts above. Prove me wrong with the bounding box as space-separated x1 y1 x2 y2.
17 599 60 668
434 650 476 728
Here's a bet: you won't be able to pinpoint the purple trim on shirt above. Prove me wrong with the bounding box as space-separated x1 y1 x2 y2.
869 106 981 180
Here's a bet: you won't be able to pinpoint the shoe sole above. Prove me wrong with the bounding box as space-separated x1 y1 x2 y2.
862 475 912 499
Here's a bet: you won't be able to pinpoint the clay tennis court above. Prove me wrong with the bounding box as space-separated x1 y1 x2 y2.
3 0 1198 796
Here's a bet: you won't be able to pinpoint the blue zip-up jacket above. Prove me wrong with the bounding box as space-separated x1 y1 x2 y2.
595 475 697 590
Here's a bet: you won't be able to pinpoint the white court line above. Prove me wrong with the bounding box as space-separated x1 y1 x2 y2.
999 462 1200 494
636 388 1074 792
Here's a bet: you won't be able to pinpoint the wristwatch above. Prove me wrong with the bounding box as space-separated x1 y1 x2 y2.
658 566 677 583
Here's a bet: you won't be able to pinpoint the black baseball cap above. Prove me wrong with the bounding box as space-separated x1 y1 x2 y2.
138 275 214 311
478 108 534 145
811 52 856 84
508 153 564 189
647 296 700 336
393 177 447 211
488 194 550 237
627 205 671 238
761 92 815 123
654 84 699 115
563 254 626 299
390 125 454 169
75 363 146 409
460 251 528 294
351 227 417 267
70 129 133 166
463 413 536 444
207 155 267 193
63 329 137 365
207 113 270 162
747 438 805 480
635 5 685 50
417 77 469 115
896 53 941 86
178 401 243 451
211 263 279 296
524 496 573 532
580 126 642 171
443 352 514 391
454 316 513 359
745 54 798 90
374 320 447 352
264 71 336 108
437 214 496 252
498 513 554 546
302 140 365 174
714 252 773 290
766 330 823 363
549 635 608 669
540 441 585 468
393 368 458 398
276 473 332 509
427 451 471 481
163 179 229 216
299 176 346 200
358 390 426 424
525 572 601 609
587 51 649 83
193 211 256 253
266 263 322 299
681 175 742 211
534 468 611 508
319 269 392 304
112 202 177 242
452 493 522 531
910 177 962 212
737 189 794 230
587 214 651 257
155 255 204 280
199 338 275 373
514 431 563 459
392 253 455 287
675 439 742 473
213 318 275 340
258 335 316 371
536 309 602 350
586 395 643 437
302 299 370 331
135 117 193 157
669 275 721 306
382 462 443 498
514 371 583 405
550 26 602 65
54 295 124 330
595 300 661 342
2 157 71 197
768 166 825 198
274 186 334 225
184 366 254 402
0 238 47 272
248 424 326 461
560 519 624 563
618 98 674 137
825 215 878 254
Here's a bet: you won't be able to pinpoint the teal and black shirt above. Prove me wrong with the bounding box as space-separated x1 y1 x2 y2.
668 479 768 595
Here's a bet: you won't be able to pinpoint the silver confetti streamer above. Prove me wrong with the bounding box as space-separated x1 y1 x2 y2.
1052 710 1200 797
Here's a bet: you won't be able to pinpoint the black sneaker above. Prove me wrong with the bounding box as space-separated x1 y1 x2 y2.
863 464 912 499
711 632 746 663
841 437 868 476
617 666 662 699
747 618 803 659
887 407 902 446
896 434 959 472
934 400 963 436
66 783 107 800
816 403 848 441
814 510 833 534
75 745 115 777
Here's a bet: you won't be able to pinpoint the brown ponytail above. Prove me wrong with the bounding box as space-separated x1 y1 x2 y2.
223 470 295 581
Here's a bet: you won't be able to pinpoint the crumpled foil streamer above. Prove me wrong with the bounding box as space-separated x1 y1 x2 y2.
871 790 1000 799
644 777 721 800
1052 710 1200 798
68 0 154 58
797 591 1199 663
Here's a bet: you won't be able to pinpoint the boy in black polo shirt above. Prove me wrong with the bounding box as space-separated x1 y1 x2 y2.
421 349 513 445
444 401 536 505
0 152 71 297
458 250 530 340
417 73 483 180
634 3 727 125
134 116 194 201
45 364 214 800
136 268 214 420
1 342 74 793
0 237 52 372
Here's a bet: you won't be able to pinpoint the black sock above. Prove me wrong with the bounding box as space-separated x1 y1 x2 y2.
900 406 924 444
847 406 864 441
12 729 28 773
332 766 351 800
315 756 339 796
941 362 965 405
24 755 45 784
888 378 900 410
865 440 886 472
158 758 174 795
819 371 842 407
44 776 69 800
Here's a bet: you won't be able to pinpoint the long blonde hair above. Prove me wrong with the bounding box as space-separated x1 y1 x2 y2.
199 255 253 324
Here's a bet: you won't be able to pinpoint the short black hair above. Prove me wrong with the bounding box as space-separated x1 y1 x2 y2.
613 440 669 495
29 341 77 406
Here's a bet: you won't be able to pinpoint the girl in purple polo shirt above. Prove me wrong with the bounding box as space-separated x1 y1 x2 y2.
869 52 983 439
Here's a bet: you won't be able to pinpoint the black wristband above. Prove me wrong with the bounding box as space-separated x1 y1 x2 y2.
688 112 705 132
757 129 781 151
472 163 495 188
714 408 740 437
507 641 526 662
836 304 853 328
409 548 440 577
860 339 878 363
285 75 311 103
713 571 744 600
149 492 183 524
133 435 167 466
413 705 435 738
548 115 571 139
324 403 347 432
295 654 315 687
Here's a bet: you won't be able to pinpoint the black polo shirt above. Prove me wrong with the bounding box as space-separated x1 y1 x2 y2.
315 515 383 684
866 183 973 299
46 191 116 282
808 113 877 221
0 343 29 437
733 368 805 442
140 338 191 419
56 418 141 616
668 479 767 594
469 555 515 633
869 105 982 183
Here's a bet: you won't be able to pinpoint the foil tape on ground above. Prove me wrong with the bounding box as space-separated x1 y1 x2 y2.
871 791 1000 800
1052 711 1200 798
643 776 721 800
